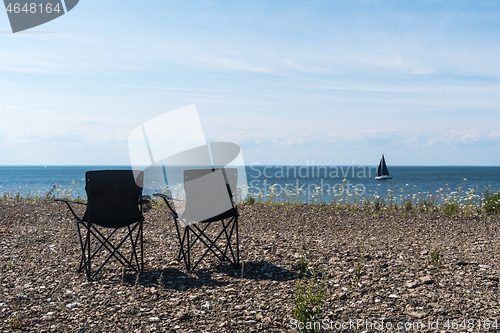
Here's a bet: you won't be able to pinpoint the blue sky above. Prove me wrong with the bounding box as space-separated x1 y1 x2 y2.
1 1 500 166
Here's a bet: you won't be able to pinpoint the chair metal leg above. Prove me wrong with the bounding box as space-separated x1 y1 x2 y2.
165 197 240 272
76 221 143 281
127 225 140 272
235 216 240 267
76 221 91 279
140 221 143 273
77 224 85 273
188 219 238 271
221 217 237 265
87 223 91 280
128 221 144 274
174 218 190 270
221 216 240 268
91 226 140 280
186 226 191 271
89 227 130 267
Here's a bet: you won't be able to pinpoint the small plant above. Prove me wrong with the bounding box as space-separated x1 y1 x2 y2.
244 195 256 205
240 261 245 278
157 272 164 289
484 190 500 215
121 266 127 284
419 199 427 213
44 184 57 201
7 316 25 329
430 248 445 266
352 261 363 287
363 198 370 209
430 250 439 266
297 253 311 278
134 272 140 287
350 241 365 288
404 200 412 211
294 260 325 333
443 202 459 216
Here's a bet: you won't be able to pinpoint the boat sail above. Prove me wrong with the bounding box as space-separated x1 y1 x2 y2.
375 154 392 180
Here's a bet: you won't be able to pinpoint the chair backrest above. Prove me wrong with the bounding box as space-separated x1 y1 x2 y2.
221 168 238 200
182 168 237 223
83 170 144 228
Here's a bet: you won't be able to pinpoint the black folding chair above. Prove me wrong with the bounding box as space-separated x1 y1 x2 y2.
55 170 149 281
155 168 240 271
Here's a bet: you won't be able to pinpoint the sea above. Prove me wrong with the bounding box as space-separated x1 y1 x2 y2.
0 165 499 204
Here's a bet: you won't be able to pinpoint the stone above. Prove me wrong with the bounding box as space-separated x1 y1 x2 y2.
420 276 434 284
406 281 418 288
408 311 426 319
66 302 78 309
175 312 189 321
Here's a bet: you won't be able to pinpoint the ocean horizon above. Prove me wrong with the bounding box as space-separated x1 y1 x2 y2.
1 165 499 203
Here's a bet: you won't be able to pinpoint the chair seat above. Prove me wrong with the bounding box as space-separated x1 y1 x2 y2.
181 207 237 224
82 217 142 229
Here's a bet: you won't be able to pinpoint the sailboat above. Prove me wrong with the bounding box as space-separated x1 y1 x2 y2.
375 154 392 180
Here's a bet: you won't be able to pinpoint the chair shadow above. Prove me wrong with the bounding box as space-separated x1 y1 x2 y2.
214 261 297 281
121 261 296 289
121 266 229 290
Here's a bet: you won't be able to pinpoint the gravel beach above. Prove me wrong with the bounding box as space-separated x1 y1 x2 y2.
1 198 500 332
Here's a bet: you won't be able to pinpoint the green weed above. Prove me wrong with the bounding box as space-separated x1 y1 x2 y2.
244 195 256 205
352 261 363 287
294 256 325 333
404 200 412 212
443 202 459 216
7 316 25 329
484 190 500 215
430 248 445 266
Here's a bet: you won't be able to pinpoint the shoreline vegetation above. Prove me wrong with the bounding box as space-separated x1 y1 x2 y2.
3 179 500 216
0 188 500 332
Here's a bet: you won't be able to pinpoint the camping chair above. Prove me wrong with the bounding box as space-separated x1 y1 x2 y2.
154 168 239 271
55 170 149 281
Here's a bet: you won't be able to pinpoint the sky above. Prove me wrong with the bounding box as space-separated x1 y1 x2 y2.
1 1 500 166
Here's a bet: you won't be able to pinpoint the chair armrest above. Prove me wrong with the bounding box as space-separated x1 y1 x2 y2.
138 195 152 213
153 193 185 202
153 193 179 217
54 198 87 205
54 198 86 221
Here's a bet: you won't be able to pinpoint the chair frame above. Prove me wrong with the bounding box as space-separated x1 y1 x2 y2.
56 187 148 281
154 168 240 271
